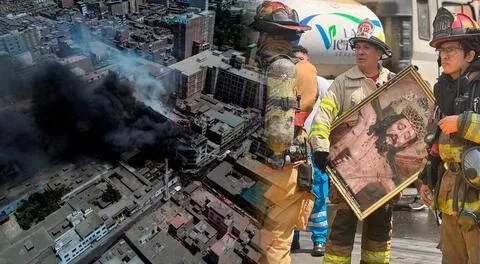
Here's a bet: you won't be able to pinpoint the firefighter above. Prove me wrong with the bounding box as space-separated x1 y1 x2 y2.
309 18 396 264
419 8 480 264
291 45 329 257
249 1 316 263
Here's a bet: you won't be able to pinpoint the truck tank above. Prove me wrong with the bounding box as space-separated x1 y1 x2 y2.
281 0 385 79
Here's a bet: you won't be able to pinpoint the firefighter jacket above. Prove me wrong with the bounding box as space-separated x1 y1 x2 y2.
309 65 392 152
295 59 319 114
431 62 480 216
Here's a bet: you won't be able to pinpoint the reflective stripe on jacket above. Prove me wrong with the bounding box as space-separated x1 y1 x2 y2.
436 171 480 215
438 112 480 162
436 111 480 215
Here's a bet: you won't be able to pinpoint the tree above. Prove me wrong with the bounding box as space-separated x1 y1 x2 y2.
102 184 121 203
14 190 62 230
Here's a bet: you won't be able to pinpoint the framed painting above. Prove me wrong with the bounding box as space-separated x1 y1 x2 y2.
326 65 435 220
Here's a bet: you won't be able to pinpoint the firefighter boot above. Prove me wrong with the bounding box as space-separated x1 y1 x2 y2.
311 242 325 256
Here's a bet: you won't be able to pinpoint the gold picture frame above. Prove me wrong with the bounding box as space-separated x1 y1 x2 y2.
326 65 435 220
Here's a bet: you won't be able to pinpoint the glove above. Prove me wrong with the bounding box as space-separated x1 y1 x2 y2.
438 115 459 135
313 151 329 172
420 184 432 207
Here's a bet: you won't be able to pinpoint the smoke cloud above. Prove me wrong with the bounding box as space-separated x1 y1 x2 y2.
0 59 188 185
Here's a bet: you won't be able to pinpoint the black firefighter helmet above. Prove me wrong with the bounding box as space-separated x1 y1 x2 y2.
430 7 480 48
249 1 311 37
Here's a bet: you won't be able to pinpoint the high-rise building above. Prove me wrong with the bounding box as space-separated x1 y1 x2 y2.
0 30 27 56
106 1 129 16
169 50 265 110
212 52 265 110
169 10 215 61
128 0 146 13
0 29 37 64
214 64 265 110
169 50 212 99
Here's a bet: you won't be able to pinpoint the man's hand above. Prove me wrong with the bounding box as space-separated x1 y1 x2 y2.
313 151 329 172
439 115 459 135
420 184 432 206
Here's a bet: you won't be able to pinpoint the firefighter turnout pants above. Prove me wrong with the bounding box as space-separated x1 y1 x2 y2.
293 160 329 243
439 213 480 264
323 202 392 264
436 170 480 264
258 167 315 264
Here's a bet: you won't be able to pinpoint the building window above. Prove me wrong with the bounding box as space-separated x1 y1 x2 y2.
417 0 430 40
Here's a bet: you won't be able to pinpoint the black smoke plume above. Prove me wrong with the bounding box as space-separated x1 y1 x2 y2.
0 61 188 185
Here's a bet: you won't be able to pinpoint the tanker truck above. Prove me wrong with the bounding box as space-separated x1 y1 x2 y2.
281 0 384 79
280 0 480 85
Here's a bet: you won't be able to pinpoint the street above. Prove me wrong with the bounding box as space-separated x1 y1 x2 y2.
292 204 442 263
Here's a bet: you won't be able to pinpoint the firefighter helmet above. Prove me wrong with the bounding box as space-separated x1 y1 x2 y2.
461 146 480 190
430 7 480 48
348 18 392 59
250 1 311 34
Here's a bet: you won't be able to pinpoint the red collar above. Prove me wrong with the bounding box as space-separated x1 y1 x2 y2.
367 72 380 83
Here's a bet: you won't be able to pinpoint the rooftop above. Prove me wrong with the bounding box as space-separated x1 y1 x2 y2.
208 200 232 218
216 112 244 128
169 50 224 76
210 122 232 135
192 220 217 241
67 185 102 211
75 212 104 239
55 228 82 255
169 49 263 83
58 55 90 65
0 204 75 253
206 161 255 196
95 239 144 264
190 188 217 209
0 15 42 35
126 229 202 264
210 232 237 257
0 227 54 264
